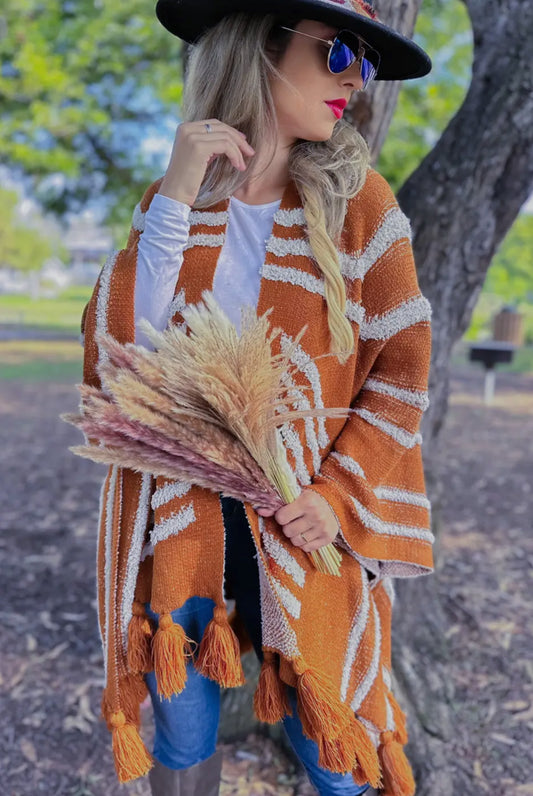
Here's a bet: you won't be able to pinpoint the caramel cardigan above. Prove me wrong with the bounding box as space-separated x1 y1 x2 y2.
79 166 434 793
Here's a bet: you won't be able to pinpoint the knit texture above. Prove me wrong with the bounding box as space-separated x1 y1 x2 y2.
80 166 434 793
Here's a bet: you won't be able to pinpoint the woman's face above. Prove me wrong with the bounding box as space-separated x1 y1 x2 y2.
270 18 365 144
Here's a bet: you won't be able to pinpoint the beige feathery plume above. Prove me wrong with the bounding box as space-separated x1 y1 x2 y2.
65 291 352 575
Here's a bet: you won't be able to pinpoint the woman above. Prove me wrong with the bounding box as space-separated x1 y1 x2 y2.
79 1 434 794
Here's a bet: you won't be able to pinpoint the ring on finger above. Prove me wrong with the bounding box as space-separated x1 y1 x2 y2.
301 531 308 543
205 123 212 133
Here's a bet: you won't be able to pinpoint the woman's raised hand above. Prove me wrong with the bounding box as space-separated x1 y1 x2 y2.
159 119 256 207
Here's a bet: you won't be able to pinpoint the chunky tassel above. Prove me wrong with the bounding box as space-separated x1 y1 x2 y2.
195 605 246 687
110 709 153 783
152 612 197 699
378 730 416 796
253 650 292 722
344 713 383 788
316 731 358 773
127 601 155 674
388 692 409 745
293 657 348 741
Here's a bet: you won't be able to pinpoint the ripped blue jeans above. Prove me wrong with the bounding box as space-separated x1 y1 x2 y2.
144 495 370 795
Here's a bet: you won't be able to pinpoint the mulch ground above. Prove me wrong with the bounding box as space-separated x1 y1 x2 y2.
0 364 531 795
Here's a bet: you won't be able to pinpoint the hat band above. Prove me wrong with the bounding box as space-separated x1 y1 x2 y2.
325 0 378 22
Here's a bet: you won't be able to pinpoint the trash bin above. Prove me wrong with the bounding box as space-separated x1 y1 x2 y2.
492 305 524 346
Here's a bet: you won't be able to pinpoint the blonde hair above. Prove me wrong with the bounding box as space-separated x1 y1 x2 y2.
181 13 372 364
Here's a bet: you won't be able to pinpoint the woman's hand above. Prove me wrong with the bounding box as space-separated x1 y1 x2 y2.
159 119 256 207
254 489 339 553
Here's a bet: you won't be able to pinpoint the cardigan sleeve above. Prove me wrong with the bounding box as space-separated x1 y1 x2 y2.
305 205 434 581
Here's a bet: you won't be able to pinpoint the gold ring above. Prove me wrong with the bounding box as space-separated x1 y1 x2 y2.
301 532 308 542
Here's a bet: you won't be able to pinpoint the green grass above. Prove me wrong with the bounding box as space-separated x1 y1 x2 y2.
0 340 83 381
0 285 93 334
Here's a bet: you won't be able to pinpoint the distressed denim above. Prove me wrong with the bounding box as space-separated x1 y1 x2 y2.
144 495 370 795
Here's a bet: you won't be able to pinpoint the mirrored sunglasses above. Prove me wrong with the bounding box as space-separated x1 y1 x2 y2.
279 26 381 89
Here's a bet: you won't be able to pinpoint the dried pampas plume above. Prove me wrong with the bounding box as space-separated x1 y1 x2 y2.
62 291 351 575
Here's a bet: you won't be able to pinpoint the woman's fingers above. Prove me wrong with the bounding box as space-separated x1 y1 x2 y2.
159 118 255 206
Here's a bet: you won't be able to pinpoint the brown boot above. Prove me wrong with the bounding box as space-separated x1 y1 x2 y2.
148 748 224 796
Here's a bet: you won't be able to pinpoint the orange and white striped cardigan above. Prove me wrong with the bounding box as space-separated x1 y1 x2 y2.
79 166 434 793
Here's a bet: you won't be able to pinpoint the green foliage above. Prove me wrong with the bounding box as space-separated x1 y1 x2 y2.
0 0 183 226
376 0 473 191
466 214 533 344
0 186 64 272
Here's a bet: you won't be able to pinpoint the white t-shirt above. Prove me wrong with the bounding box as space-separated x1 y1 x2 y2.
135 191 281 348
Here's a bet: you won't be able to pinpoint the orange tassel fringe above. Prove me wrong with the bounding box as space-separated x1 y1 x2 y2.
152 612 197 699
253 650 292 722
110 709 153 783
195 605 246 687
388 691 409 745
127 601 155 674
377 730 416 796
291 657 381 787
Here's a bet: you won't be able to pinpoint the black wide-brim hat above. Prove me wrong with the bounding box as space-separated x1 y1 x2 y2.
155 0 432 81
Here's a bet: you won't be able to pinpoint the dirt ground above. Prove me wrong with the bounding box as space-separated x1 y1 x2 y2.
0 364 531 795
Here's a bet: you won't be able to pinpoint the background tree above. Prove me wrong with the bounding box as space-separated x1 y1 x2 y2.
0 187 54 274
0 0 183 227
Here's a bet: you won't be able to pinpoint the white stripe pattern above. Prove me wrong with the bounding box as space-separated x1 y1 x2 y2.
374 486 431 510
96 471 110 661
260 525 306 589
360 295 432 341
350 495 435 543
267 235 314 259
121 473 153 649
167 287 187 322
341 562 371 701
278 415 311 486
276 207 307 227
95 251 119 376
280 333 329 449
132 202 146 233
271 576 301 620
353 407 423 449
331 451 366 479
103 465 119 684
382 664 392 690
280 370 322 476
338 250 365 282
185 232 226 249
361 377 430 410
257 557 300 658
343 207 412 282
345 299 365 326
152 479 192 510
189 209 229 227
261 264 325 296
350 598 382 711
150 503 196 546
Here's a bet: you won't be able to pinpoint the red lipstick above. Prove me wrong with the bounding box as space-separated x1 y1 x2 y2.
325 98 348 119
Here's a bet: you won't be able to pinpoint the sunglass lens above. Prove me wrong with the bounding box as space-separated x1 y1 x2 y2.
329 38 356 73
329 32 380 88
360 57 377 87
